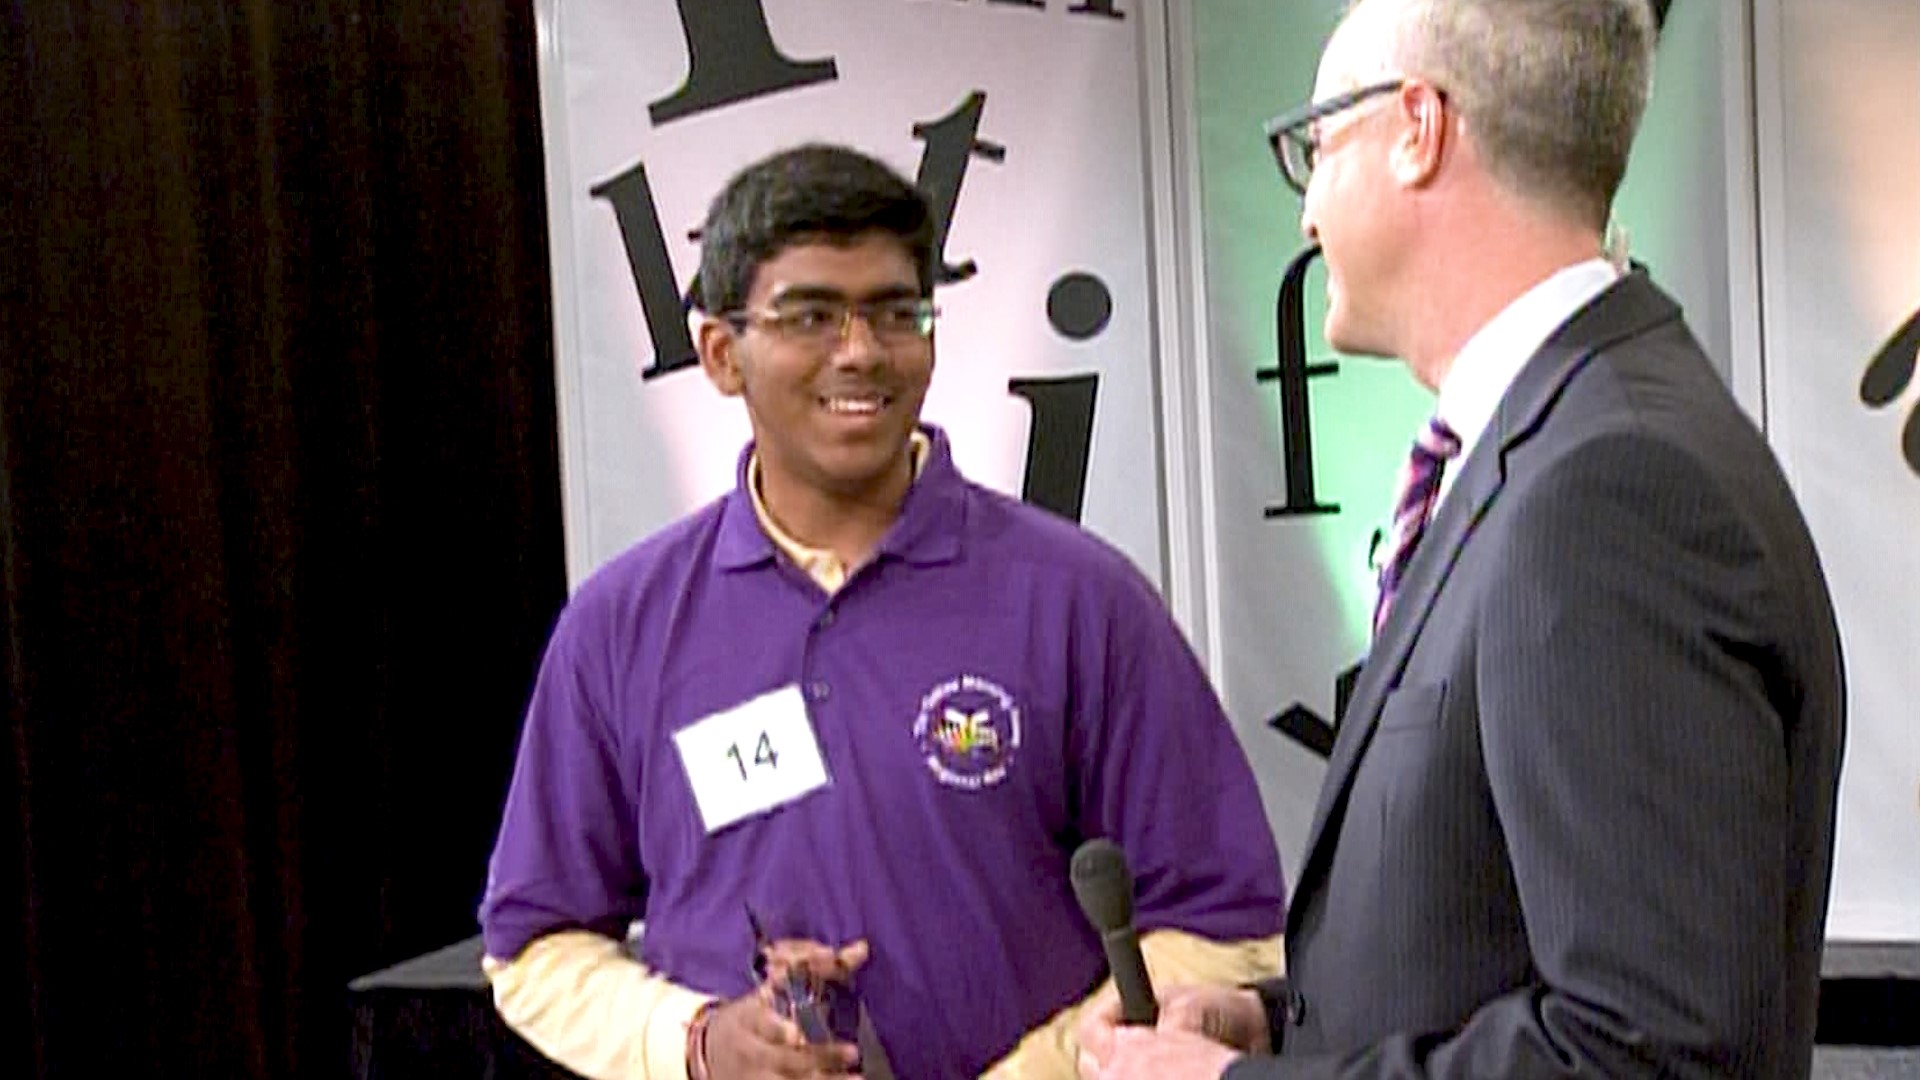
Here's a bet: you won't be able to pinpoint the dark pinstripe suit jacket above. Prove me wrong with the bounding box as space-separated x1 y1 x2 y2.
1227 274 1847 1079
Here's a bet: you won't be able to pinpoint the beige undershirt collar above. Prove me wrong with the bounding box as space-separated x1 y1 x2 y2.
747 430 930 594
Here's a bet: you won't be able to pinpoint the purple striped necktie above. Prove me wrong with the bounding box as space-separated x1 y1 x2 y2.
1372 416 1462 638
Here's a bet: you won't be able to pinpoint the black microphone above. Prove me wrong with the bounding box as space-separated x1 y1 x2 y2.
1070 838 1158 1026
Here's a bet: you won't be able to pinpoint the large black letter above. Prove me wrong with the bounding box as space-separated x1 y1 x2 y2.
1260 245 1340 517
1010 375 1098 522
1266 660 1361 759
913 93 1005 285
1067 0 1126 18
1861 305 1919 409
590 161 697 381
649 0 838 125
1861 304 1920 476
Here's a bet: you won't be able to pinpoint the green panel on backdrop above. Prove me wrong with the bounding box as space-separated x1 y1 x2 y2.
1193 0 1433 638
1612 0 1736 377
1192 0 1729 639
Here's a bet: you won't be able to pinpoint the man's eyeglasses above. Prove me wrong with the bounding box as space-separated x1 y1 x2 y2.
1262 79 1409 196
723 298 938 347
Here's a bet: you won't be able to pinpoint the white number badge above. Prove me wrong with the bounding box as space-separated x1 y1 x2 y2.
673 684 830 834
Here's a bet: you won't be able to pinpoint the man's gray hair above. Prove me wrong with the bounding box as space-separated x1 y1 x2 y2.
1378 0 1657 228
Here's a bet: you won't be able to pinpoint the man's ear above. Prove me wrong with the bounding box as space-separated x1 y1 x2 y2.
697 317 745 397
1389 82 1448 188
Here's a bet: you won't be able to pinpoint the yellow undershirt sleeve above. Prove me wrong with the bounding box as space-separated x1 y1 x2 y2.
978 929 1285 1079
488 927 1280 1078
483 930 714 1080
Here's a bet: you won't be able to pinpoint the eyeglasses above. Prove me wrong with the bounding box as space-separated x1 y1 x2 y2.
1262 79 1410 196
723 298 938 347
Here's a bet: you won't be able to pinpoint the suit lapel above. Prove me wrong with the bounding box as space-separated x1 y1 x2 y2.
1289 433 1503 910
1287 273 1684 928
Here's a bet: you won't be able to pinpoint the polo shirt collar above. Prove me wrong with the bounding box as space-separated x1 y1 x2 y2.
713 423 965 573
876 424 964 567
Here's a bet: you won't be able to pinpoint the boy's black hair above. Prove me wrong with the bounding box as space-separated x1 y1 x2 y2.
693 144 937 315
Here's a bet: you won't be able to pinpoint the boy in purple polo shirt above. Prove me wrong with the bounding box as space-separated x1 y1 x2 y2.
480 144 1285 1079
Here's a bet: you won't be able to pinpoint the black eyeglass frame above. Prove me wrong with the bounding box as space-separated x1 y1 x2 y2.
720 297 940 346
1262 78 1415 196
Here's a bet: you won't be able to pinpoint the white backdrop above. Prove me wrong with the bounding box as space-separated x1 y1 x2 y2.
535 0 1171 591
1752 0 1920 940
534 0 1919 942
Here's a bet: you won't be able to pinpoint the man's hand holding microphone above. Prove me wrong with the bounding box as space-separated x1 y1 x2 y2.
1070 840 1271 1080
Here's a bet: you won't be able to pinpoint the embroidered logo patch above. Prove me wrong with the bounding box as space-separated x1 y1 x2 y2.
913 674 1021 790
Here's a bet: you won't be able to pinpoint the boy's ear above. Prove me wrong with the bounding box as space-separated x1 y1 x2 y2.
697 317 744 397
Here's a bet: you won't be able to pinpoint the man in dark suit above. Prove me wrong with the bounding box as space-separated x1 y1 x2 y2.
1078 0 1847 1076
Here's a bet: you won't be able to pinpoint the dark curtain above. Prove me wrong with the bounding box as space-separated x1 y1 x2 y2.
3 2 565 1076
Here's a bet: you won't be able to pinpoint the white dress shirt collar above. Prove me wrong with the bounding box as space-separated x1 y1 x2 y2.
1433 257 1621 507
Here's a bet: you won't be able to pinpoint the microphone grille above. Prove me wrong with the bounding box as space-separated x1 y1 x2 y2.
1069 838 1135 932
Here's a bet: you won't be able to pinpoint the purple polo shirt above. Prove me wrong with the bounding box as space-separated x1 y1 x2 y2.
481 425 1284 1078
